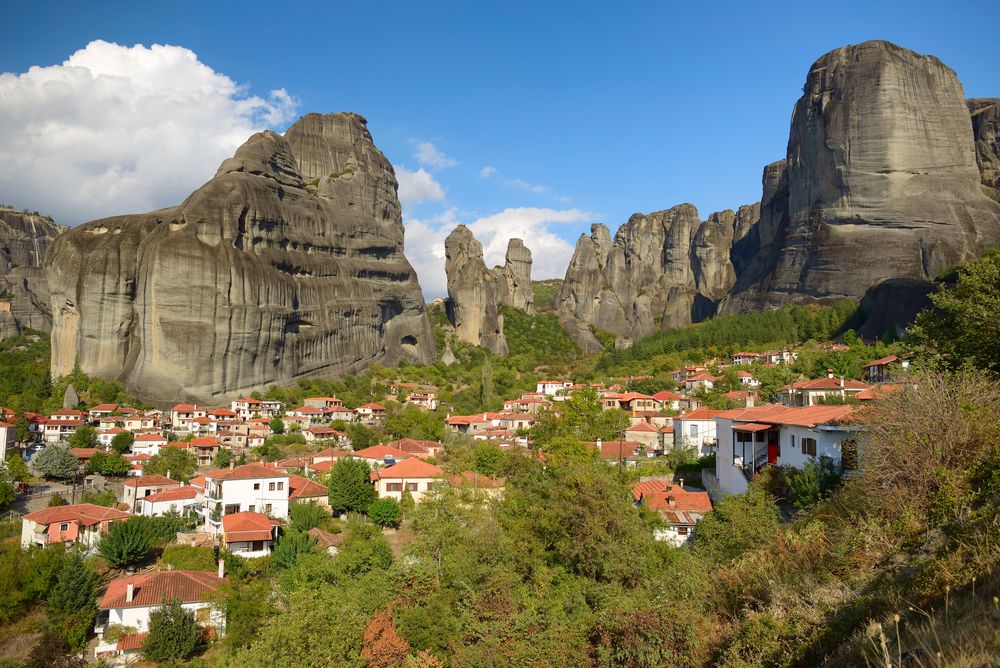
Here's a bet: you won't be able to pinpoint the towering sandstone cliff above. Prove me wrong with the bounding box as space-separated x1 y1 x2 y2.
555 41 1000 337
443 226 534 356
0 209 67 338
45 112 435 404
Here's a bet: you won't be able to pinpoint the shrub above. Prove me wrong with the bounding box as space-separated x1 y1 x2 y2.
97 516 153 567
142 597 199 663
161 545 217 572
368 497 400 528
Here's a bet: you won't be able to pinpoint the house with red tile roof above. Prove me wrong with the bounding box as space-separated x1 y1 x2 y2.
356 403 387 422
683 373 725 393
312 447 354 464
304 396 344 409
602 392 661 414
630 480 713 546
651 391 684 411
370 458 444 503
222 511 279 557
43 417 86 443
351 444 412 466
131 432 167 457
287 474 329 505
673 408 727 455
20 503 131 549
202 463 291 532
384 438 445 459
303 426 348 444
139 486 201 518
170 404 206 431
122 475 181 511
584 440 646 464
861 355 906 384
97 427 127 447
188 436 223 466
95 569 227 658
88 404 119 419
779 373 869 407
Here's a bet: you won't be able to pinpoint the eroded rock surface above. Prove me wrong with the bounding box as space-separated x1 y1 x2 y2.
443 225 508 356
46 112 435 404
493 238 534 314
0 209 67 337
969 98 1000 199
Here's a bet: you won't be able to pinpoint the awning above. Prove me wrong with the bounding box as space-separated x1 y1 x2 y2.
732 422 774 432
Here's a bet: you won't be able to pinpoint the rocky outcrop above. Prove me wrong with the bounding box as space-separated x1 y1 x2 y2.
968 98 1000 199
551 204 741 338
723 41 1000 313
444 229 537 356
0 209 66 337
492 238 534 314
45 112 435 405
856 278 937 340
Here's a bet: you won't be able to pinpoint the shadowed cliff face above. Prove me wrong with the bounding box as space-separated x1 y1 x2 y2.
45 112 435 404
443 225 510 357
0 209 67 338
968 98 1000 198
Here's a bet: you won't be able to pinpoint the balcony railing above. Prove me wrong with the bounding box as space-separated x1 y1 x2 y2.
208 490 222 501
34 532 48 544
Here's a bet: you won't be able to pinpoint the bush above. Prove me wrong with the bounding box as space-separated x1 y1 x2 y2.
161 545 217 572
368 497 400 528
142 597 199 663
97 516 153 567
288 501 327 532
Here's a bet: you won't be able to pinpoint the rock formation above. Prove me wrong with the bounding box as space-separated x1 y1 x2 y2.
62 384 80 410
45 112 435 404
724 40 1000 313
856 278 937 341
443 225 508 356
492 238 534 314
554 41 1000 340
0 209 67 338
968 98 1000 199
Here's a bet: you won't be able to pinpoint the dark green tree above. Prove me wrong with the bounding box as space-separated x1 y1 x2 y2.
67 425 97 449
142 596 199 663
80 489 117 507
109 431 134 455
33 445 79 479
269 417 285 434
97 516 153 567
398 597 457 659
271 529 318 570
288 501 327 532
213 448 234 469
327 457 375 514
98 452 131 477
15 414 31 444
47 550 98 648
368 497 400 527
335 520 393 575
144 447 197 481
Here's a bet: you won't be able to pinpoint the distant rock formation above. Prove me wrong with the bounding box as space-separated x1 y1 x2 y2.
969 98 1000 199
45 112 435 404
443 227 536 356
856 278 937 341
0 209 67 338
62 383 80 410
554 40 1000 339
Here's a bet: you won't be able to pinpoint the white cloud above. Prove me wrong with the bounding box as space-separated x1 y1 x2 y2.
480 166 497 178
414 141 458 170
506 178 549 193
554 195 572 203
404 206 592 300
395 166 446 203
0 40 299 225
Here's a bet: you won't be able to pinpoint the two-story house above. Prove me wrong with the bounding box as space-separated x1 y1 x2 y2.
130 433 167 457
170 404 206 431
370 458 443 503
122 475 181 512
202 463 291 535
20 503 132 549
221 511 279 557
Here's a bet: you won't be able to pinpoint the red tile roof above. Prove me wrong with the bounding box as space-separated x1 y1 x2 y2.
287 475 327 500
134 433 167 442
629 479 669 501
784 377 868 390
352 445 411 460
626 422 659 433
171 404 199 411
221 512 275 543
585 441 644 460
100 571 226 609
308 527 343 549
384 438 442 454
189 436 222 447
451 470 506 488
357 403 387 411
142 487 199 503
372 458 444 480
204 463 288 481
123 475 179 488
652 391 683 401
675 408 726 421
116 632 148 651
23 503 131 526
644 486 713 513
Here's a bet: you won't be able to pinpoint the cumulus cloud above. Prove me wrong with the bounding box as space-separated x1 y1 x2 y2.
395 166 446 203
0 40 299 225
480 166 497 178
414 141 459 170
506 178 549 193
404 206 592 300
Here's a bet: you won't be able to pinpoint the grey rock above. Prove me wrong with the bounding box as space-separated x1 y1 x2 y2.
46 112 435 405
614 336 632 350
0 209 66 337
492 238 534 314
724 41 1000 313
968 98 1000 198
856 278 937 340
443 225 508 356
63 384 80 410
440 344 457 365
554 308 604 354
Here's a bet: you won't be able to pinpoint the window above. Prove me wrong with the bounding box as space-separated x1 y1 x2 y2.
197 608 211 622
268 482 275 491
689 424 699 438
387 483 401 492
59 523 69 532
248 505 255 513
408 483 418 492
265 503 272 512
277 482 283 491
253 483 260 490
677 526 689 535
802 438 817 456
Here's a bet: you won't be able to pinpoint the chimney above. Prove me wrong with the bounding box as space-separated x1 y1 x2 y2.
746 395 755 408
126 582 134 602
596 439 602 448
679 478 684 487
827 369 834 379
840 376 844 387
218 559 225 578
166 469 170 480
668 494 676 509
229 460 234 470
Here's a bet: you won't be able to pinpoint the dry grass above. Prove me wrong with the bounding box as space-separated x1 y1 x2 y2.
383 520 416 560
0 608 44 665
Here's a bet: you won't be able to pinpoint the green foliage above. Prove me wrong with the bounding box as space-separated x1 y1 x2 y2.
80 488 117 507
0 329 53 413
347 423 379 450
48 491 67 506
327 457 376 514
270 417 285 434
5 450 29 483
0 477 14 510
213 448 235 469
213 578 278 655
109 430 134 454
271 529 318 570
692 480 779 560
97 516 153 567
88 451 130 476
499 303 582 364
472 441 502 476
144 446 197 481
0 541 65 624
33 445 79 479
782 456 845 509
288 501 328 532
398 596 457 659
368 497 401 527
66 424 97 449
530 279 563 311
47 550 98 644
161 545 218 572
400 486 415 520
142 596 199 663
335 519 394 575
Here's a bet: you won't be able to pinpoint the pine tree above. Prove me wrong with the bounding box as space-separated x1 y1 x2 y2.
142 597 199 663
327 457 376 514
47 550 97 622
33 445 79 479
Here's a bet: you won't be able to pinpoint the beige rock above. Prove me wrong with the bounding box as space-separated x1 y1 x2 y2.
46 112 435 404
492 238 534 314
968 98 1000 198
443 225 508 356
0 209 66 336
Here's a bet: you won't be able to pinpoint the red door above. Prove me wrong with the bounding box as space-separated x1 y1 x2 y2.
767 445 778 465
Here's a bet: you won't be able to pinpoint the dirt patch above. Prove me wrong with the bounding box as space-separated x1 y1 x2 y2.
0 608 44 665
382 521 416 560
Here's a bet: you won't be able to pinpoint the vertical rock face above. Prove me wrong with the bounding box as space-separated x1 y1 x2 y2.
492 238 534 314
724 41 1000 312
443 225 508 357
45 112 435 404
552 205 740 337
968 98 1000 198
0 209 67 337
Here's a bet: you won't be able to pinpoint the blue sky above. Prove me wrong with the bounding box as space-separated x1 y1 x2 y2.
1 0 996 298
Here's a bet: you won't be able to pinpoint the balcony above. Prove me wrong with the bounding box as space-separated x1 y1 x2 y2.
208 490 222 501
34 532 48 544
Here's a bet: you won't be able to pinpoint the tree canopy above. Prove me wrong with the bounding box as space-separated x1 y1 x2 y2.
327 457 375 514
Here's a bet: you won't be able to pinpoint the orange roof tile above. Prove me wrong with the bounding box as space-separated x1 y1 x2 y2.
101 570 226 609
221 511 276 543
372 458 444 480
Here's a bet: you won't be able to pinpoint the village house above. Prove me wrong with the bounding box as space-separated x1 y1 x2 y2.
88 404 118 420
202 463 291 534
502 413 535 432
737 370 760 388
684 373 724 393
384 438 445 459
96 427 127 447
139 486 201 518
130 433 167 457
95 569 227 661
20 503 132 550
779 372 869 407
230 398 262 421
221 511 279 557
43 409 87 443
122 475 181 512
731 352 761 365
624 422 661 450
445 413 497 435
536 380 573 396
861 355 907 384
170 404 206 431
370 458 444 503
631 480 713 546
0 421 15 459
313 447 355 464
122 415 159 434
303 396 344 409
351 444 411 467
188 436 223 466
125 454 150 476
651 391 684 411
356 403 387 423
603 392 661 414
673 408 726 455
406 391 439 410
712 404 858 496
303 426 348 444
586 440 646 466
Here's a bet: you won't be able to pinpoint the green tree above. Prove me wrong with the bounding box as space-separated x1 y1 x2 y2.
347 423 378 450
692 480 779 560
66 424 97 449
142 596 199 663
784 455 845 509
213 448 234 469
335 520 394 575
212 578 277 655
33 445 79 479
109 431 134 455
368 497 400 527
14 414 31 444
271 529 318 570
398 597 457 660
5 450 29 484
327 457 375 514
754 364 789 404
270 417 285 434
99 452 130 477
399 486 415 520
80 489 117 507
0 472 14 510
472 442 502 476
144 447 197 481
97 516 153 567
47 550 97 649
288 501 327 532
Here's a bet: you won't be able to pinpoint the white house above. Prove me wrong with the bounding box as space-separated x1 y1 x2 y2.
779 374 869 407
631 480 713 547
370 458 443 503
95 569 227 660
170 404 206 431
673 408 726 455
0 420 14 460
122 475 181 512
221 511 279 557
712 404 858 496
139 486 201 518
202 463 291 534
